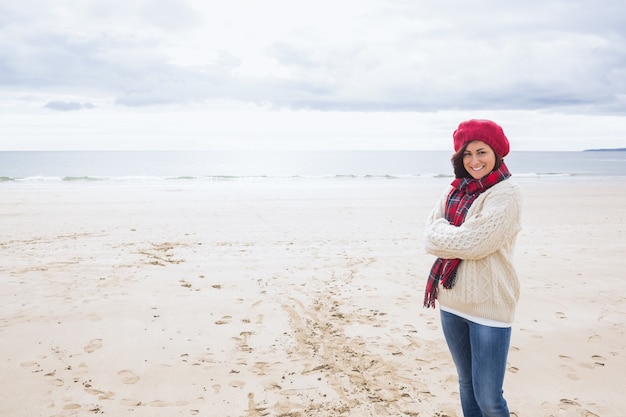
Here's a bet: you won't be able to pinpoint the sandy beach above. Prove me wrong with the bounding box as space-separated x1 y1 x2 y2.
1 177 624 417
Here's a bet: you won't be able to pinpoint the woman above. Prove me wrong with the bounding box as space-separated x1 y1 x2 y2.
423 119 522 417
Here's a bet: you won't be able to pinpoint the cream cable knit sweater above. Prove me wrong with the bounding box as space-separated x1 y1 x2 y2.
424 180 523 323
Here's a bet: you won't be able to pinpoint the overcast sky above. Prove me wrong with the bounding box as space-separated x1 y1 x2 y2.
1 0 625 151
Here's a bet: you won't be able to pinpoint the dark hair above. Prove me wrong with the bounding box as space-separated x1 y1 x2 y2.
451 141 503 178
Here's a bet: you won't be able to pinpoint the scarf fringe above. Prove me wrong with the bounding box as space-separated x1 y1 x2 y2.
423 286 437 309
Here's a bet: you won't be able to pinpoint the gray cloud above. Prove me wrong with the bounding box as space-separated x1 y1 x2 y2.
44 101 95 111
1 0 625 114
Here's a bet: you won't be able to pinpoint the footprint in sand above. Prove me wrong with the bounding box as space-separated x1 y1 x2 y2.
84 338 103 353
20 361 41 372
558 362 580 381
117 370 140 384
251 362 269 376
558 398 581 411
215 315 232 325
146 400 171 407
44 372 64 387
591 355 606 367
145 400 189 407
588 334 601 342
85 313 102 322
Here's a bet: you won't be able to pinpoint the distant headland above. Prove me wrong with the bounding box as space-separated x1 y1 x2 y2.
583 148 626 152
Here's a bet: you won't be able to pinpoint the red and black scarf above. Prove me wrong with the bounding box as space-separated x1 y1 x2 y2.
423 163 511 308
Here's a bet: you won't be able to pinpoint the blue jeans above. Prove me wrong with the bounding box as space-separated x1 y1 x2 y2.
440 310 511 417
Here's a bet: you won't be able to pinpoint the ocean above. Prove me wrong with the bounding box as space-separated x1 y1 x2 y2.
1 150 625 185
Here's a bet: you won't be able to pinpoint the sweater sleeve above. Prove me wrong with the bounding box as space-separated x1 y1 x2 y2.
424 182 521 261
425 186 449 228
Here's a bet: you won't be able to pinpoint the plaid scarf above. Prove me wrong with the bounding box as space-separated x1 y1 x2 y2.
423 163 511 308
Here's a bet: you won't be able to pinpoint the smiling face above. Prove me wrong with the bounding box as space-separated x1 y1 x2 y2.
463 140 496 179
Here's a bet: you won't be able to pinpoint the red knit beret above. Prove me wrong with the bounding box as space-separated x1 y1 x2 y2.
453 119 510 158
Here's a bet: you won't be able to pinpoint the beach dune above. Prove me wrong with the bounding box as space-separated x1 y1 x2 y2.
1 178 624 416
